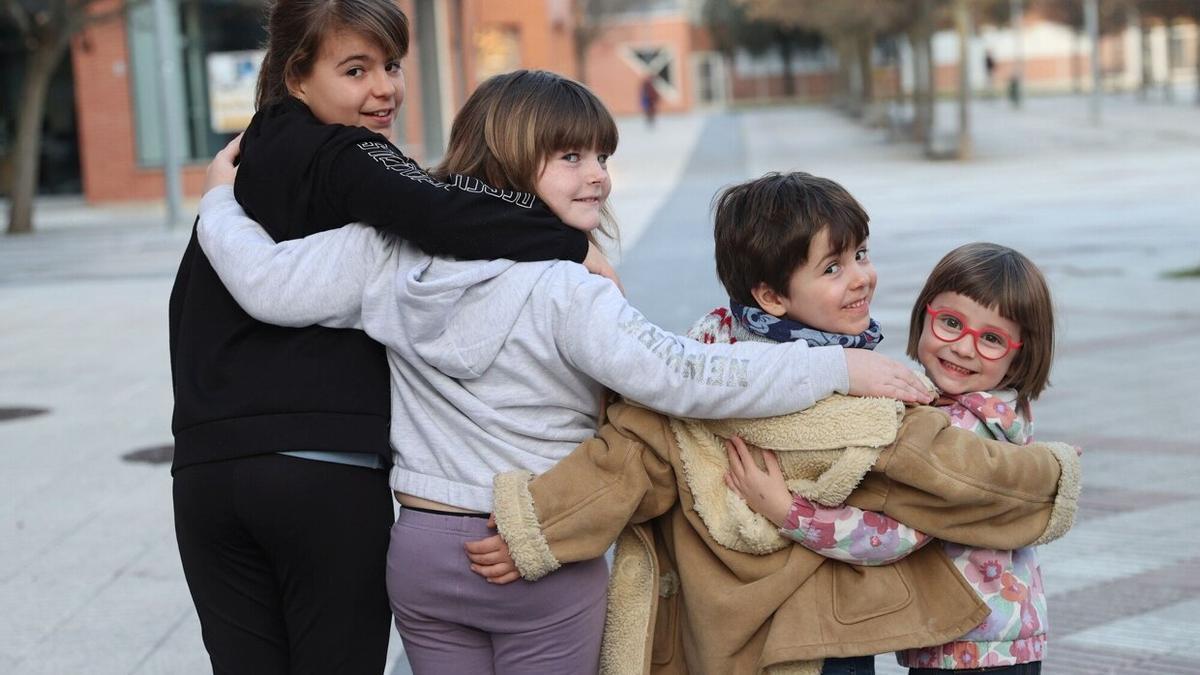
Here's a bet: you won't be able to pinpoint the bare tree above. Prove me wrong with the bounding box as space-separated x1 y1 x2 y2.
3 0 132 234
1035 0 1127 96
703 0 822 99
738 0 909 117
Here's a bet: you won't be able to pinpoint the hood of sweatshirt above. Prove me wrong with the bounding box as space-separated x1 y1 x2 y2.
390 253 557 380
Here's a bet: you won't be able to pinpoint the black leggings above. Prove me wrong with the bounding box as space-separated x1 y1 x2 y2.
174 453 394 674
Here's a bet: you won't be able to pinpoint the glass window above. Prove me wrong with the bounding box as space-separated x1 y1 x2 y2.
127 0 265 166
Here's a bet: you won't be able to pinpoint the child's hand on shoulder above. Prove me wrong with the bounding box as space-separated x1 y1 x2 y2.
844 349 935 404
204 133 242 195
724 436 792 527
464 515 521 584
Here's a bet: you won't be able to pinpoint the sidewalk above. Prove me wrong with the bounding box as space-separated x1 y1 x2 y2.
2 94 1197 673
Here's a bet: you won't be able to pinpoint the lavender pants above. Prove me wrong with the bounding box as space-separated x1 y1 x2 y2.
387 508 608 674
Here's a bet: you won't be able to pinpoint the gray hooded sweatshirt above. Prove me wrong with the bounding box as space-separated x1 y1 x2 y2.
198 186 848 512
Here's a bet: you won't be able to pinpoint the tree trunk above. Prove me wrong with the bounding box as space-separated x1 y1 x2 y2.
857 33 875 110
1195 23 1200 105
1138 15 1152 100
910 0 935 146
1071 29 1083 94
923 3 937 156
909 29 928 142
835 38 858 115
8 33 70 235
1163 19 1175 102
779 38 795 98
1010 0 1024 108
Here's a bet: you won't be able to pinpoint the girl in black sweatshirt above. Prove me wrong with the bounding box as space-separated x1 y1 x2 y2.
168 1 600 671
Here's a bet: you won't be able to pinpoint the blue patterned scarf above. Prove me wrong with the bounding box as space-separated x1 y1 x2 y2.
730 299 883 349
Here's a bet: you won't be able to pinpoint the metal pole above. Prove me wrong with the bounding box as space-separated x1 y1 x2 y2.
1085 0 1101 125
956 0 972 159
1010 0 1024 107
152 0 185 228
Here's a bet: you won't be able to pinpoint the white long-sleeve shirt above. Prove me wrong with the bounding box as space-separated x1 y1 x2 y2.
197 186 849 511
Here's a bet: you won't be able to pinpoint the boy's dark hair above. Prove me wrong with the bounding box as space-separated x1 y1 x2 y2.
713 172 870 308
906 242 1055 413
255 0 410 110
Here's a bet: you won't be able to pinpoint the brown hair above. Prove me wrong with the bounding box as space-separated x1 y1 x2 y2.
255 0 410 110
906 242 1055 412
433 69 620 245
713 172 870 308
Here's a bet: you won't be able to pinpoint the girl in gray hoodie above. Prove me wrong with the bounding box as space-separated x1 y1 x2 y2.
196 70 930 674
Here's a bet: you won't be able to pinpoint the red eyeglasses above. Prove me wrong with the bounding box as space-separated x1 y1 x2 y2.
925 305 1022 360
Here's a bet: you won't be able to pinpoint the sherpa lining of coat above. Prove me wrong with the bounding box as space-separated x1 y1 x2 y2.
492 470 560 580
600 528 656 675
1033 441 1082 545
670 394 904 555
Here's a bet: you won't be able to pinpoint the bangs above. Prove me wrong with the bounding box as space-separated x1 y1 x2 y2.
822 217 870 259
330 0 410 60
954 253 1031 324
536 81 619 155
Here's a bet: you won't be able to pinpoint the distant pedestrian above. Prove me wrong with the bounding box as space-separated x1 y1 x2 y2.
640 74 660 127
984 49 998 96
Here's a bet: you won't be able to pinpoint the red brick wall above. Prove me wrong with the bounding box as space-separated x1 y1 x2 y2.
72 0 207 204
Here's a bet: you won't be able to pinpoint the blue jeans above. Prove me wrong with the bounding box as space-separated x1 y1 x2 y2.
822 656 875 675
909 663 1041 674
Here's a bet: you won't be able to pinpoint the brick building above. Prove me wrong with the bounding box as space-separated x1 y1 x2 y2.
2 0 1195 204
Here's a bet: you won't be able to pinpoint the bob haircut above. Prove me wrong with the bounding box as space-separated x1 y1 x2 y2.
713 172 870 309
255 0 410 110
433 69 620 245
907 242 1055 413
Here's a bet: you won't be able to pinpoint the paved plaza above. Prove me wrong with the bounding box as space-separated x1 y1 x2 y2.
1 94 1198 673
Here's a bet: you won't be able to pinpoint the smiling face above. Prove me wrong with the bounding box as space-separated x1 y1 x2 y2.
752 227 877 335
918 291 1022 395
534 149 612 232
288 28 404 140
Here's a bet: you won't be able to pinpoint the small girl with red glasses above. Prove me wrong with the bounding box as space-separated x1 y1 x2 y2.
727 241 1059 674
895 242 1056 674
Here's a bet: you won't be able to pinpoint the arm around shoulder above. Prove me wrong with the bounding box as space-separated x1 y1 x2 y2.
197 185 380 329
328 140 588 263
553 269 849 420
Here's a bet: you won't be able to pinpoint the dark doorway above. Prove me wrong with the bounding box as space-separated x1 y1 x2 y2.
0 29 82 196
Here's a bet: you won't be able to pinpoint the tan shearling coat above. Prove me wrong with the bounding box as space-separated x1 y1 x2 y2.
493 400 1080 675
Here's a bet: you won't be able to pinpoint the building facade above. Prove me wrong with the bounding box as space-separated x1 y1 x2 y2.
4 0 1197 203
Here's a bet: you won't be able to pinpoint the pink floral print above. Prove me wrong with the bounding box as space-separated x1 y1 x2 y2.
896 388 1050 670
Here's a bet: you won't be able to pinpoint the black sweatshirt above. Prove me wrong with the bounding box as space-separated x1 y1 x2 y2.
169 97 588 473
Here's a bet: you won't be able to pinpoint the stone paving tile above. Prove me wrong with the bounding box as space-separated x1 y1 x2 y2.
1073 484 1196 522
1049 557 1200 638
